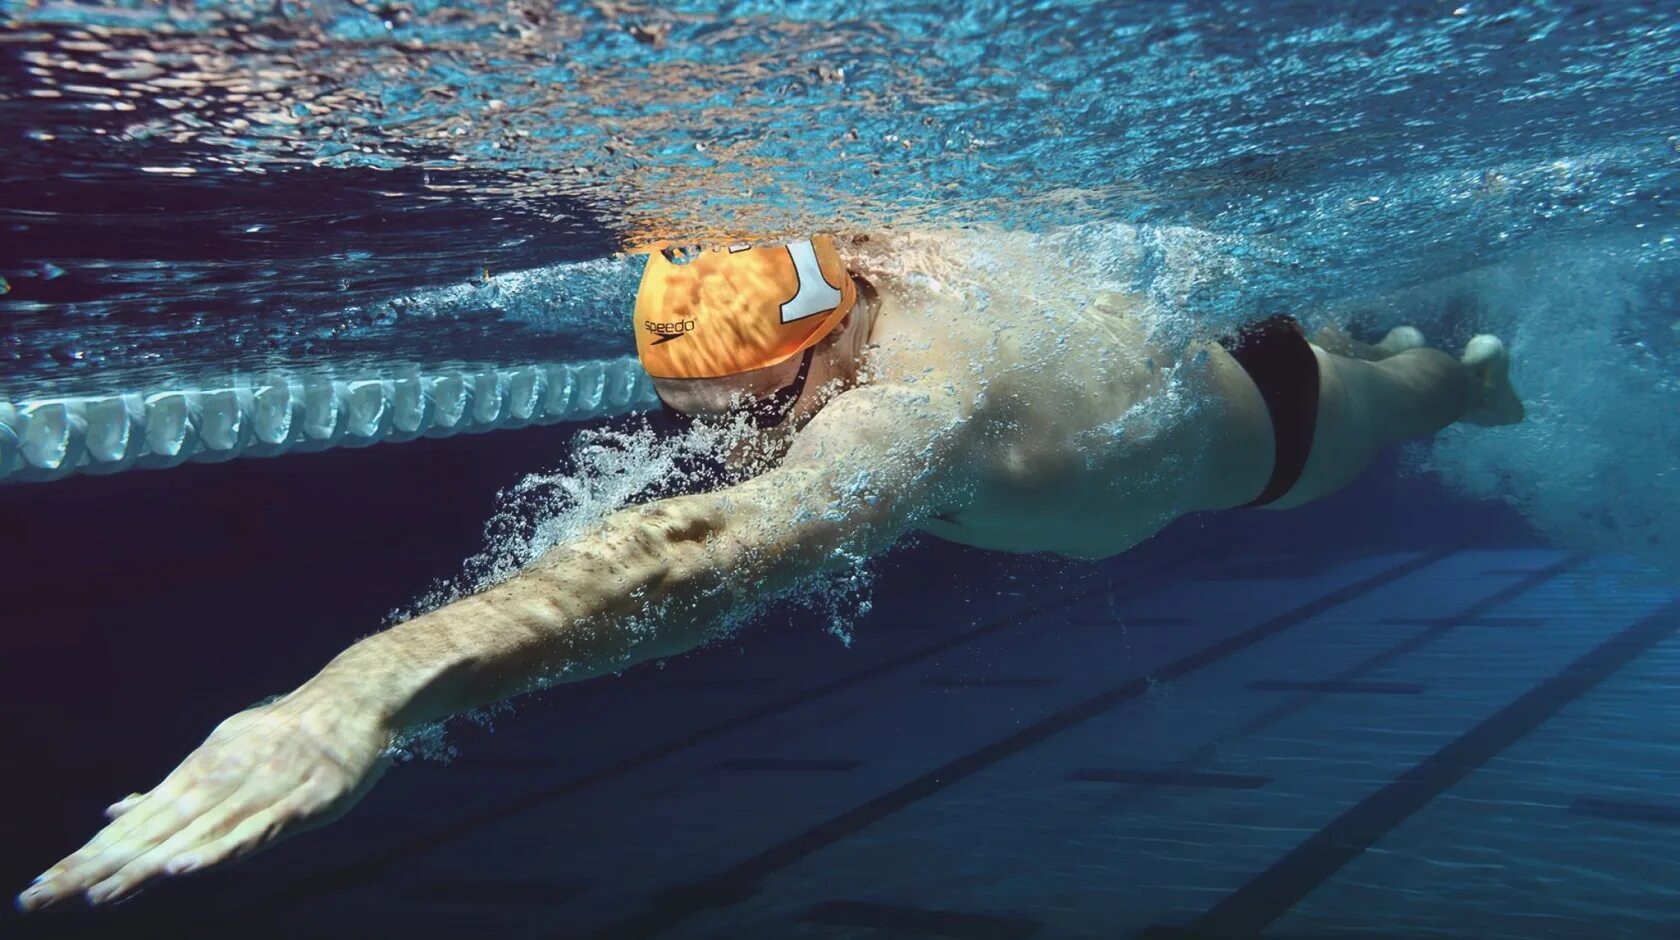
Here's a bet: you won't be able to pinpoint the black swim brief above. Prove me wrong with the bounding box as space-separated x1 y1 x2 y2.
1218 315 1320 508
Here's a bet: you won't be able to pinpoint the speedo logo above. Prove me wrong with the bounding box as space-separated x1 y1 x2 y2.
644 318 696 345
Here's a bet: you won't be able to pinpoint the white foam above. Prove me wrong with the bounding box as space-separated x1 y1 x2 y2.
1380 241 1680 578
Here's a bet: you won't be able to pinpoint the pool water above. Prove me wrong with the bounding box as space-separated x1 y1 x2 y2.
2 1 1678 938
5 454 1676 938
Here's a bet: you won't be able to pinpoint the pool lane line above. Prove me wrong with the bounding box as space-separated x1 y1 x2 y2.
1074 555 1583 825
589 550 1452 940
231 544 1208 916
1161 595 1680 940
1250 553 1586 702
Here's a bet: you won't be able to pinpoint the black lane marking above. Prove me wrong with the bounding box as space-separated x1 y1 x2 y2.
1176 598 1680 940
922 676 1057 689
1081 556 1585 932
801 899 1041 939
1069 768 1272 789
716 758 863 773
1567 797 1680 826
1380 616 1545 627
1131 557 1583 790
238 549 1205 914
591 552 1448 939
1247 680 1425 694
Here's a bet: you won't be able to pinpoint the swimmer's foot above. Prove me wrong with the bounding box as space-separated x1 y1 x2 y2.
1460 334 1525 426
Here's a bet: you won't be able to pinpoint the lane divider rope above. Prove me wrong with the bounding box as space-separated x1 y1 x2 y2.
0 356 659 483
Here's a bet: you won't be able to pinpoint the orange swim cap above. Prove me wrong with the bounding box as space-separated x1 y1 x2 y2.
634 236 857 380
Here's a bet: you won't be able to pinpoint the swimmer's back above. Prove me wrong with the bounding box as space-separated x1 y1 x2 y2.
862 266 1270 559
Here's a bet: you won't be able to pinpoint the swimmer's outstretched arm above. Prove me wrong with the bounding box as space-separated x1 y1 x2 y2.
19 382 969 912
338 381 969 724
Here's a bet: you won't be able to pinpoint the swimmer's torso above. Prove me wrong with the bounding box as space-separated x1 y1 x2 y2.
858 260 1271 560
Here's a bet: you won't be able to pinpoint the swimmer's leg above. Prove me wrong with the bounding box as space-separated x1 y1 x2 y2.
1310 324 1427 361
1269 334 1522 508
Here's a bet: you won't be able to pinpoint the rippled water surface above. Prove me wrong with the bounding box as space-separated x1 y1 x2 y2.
4 1 1677 380
2 0 1678 563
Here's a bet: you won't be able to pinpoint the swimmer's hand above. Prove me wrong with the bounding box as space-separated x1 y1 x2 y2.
17 692 389 911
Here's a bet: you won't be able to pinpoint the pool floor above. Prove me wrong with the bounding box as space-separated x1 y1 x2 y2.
19 545 1680 939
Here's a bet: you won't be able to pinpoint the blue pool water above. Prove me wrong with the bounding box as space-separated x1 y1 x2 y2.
2 1 1679 938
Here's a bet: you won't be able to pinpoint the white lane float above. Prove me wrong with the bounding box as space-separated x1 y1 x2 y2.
0 356 659 483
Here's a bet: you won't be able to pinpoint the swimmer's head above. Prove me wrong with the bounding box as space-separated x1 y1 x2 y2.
633 236 872 429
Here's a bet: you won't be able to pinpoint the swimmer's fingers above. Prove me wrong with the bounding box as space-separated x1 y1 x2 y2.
86 779 321 906
22 707 280 902
155 803 294 880
52 711 261 879
159 780 344 881
84 753 384 906
104 793 146 821
77 784 260 906
18 756 245 910
19 699 389 912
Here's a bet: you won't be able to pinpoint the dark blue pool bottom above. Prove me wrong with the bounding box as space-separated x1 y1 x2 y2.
1149 596 1680 940
9 456 1666 940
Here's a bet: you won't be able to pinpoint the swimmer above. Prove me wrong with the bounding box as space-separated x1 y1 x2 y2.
17 232 1524 911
